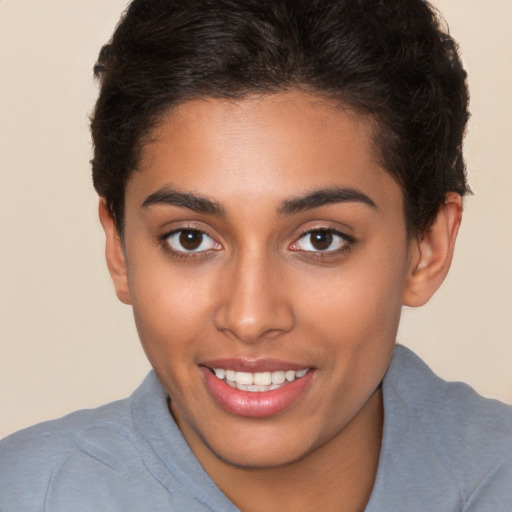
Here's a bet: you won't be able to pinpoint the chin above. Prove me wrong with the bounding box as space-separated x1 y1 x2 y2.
194 418 324 470
208 441 311 470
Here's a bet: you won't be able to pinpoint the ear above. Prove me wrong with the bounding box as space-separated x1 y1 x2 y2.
403 193 462 307
98 199 131 305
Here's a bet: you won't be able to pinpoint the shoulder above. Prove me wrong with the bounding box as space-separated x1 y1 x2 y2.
387 345 512 444
0 394 140 509
0 373 172 511
0 371 235 512
381 345 512 509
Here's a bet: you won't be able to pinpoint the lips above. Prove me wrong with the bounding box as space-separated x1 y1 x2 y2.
200 359 315 418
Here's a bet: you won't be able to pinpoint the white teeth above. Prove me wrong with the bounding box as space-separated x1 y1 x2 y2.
253 371 272 386
284 370 295 382
271 371 285 385
235 371 253 385
212 367 310 391
214 368 226 380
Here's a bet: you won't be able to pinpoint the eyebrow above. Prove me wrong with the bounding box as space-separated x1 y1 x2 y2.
142 185 376 218
279 186 377 216
142 187 225 216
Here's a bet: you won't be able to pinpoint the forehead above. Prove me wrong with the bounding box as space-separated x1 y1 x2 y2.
127 90 403 217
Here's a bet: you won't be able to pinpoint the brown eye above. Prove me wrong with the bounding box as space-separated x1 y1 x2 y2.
292 229 349 253
165 229 220 253
310 230 333 250
179 230 204 250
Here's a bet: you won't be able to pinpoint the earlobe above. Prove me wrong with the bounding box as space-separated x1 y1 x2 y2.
403 193 462 307
98 200 132 305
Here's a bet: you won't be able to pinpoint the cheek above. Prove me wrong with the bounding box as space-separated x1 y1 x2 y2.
128 270 216 407
299 253 407 331
128 260 215 359
293 239 409 383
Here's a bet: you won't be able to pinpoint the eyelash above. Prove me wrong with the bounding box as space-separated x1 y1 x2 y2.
159 227 355 261
160 227 221 261
290 228 354 258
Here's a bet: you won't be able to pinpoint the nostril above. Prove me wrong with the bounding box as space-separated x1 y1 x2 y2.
212 268 296 342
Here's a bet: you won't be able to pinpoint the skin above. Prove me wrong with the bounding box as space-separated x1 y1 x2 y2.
100 90 461 511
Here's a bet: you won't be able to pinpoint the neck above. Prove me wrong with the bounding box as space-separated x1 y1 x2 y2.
180 388 383 512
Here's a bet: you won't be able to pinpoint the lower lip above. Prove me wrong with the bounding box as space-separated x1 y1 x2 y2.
200 367 314 418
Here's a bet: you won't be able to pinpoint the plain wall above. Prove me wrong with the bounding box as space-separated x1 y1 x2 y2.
1 0 511 438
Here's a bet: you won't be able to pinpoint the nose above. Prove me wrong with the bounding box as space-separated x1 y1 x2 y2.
213 250 295 343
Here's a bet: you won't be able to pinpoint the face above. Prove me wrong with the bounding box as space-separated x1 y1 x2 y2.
117 91 414 468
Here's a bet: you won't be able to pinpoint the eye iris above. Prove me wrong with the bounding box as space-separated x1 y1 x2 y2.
310 230 333 250
179 230 203 250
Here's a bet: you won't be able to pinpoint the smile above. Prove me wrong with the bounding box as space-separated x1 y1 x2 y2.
201 363 315 418
211 368 310 392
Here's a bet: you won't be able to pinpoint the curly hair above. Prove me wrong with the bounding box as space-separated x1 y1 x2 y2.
91 0 470 235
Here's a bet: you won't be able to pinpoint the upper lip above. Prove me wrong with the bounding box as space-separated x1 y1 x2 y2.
201 358 312 373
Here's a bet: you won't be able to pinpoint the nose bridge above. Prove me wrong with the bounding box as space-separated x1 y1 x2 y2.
213 245 294 342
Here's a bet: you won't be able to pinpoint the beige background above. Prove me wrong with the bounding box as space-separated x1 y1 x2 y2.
1 0 511 439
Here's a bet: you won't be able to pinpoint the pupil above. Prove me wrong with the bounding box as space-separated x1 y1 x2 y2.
311 231 332 250
179 230 202 250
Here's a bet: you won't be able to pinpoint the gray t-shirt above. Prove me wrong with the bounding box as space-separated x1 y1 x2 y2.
1 345 511 511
